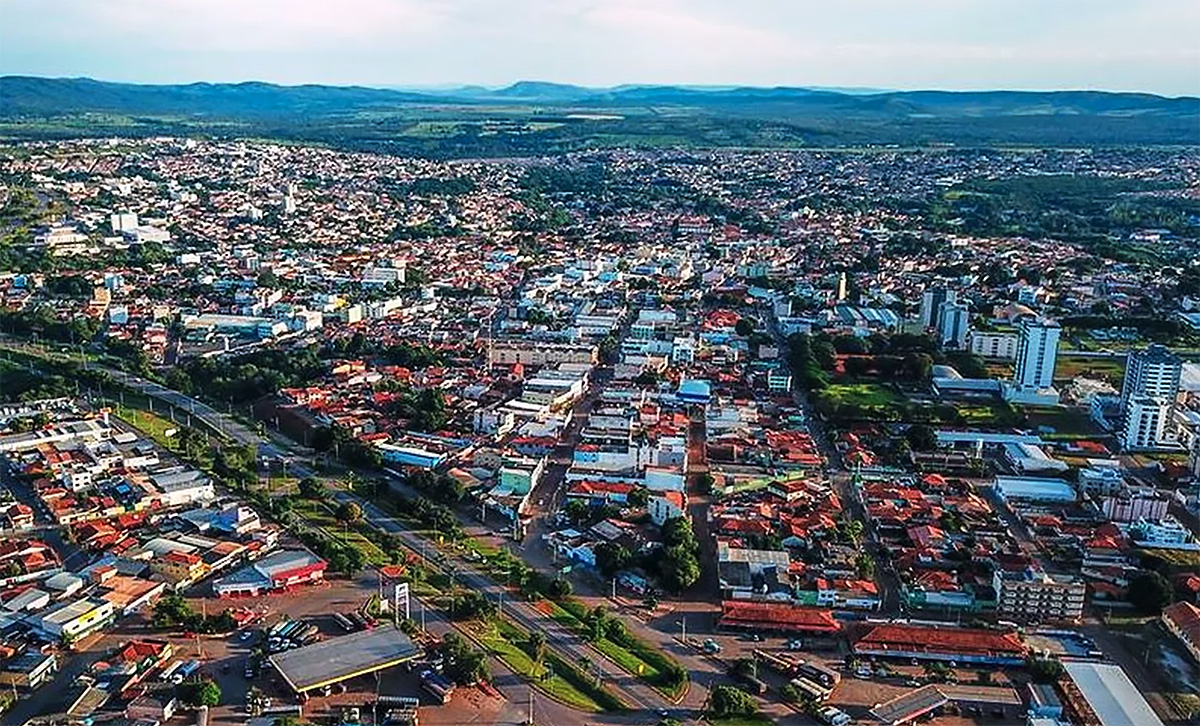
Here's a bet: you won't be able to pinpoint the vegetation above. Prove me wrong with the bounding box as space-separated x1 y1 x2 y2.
152 595 238 634
179 679 222 707
708 685 758 719
1127 569 1174 614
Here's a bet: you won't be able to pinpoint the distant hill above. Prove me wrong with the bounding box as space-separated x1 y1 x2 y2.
1 76 1196 150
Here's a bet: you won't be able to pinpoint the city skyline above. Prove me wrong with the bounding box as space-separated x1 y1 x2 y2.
1 0 1198 97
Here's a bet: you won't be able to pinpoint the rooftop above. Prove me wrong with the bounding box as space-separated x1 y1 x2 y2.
269 624 421 693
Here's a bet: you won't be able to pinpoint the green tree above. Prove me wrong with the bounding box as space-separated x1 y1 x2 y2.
526 631 547 665
595 542 633 577
298 476 327 500
180 679 222 707
1127 569 1174 614
336 501 363 524
708 685 757 718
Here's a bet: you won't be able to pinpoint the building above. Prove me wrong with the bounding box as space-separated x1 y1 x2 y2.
993 567 1085 622
150 550 208 585
1118 345 1182 449
0 651 57 690
33 597 115 642
969 331 1019 360
938 301 970 348
1121 344 1182 410
1120 395 1171 450
488 340 598 366
1005 317 1061 405
1061 660 1164 726
852 623 1027 665
717 601 841 635
1161 601 1200 664
920 287 956 330
269 625 421 695
868 684 1023 726
212 549 326 598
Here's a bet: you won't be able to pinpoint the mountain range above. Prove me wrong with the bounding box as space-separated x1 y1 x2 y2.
2 76 1196 120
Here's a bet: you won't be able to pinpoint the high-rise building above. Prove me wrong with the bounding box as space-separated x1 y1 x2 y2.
938 301 970 348
1121 344 1181 410
1004 317 1060 404
920 287 956 329
1118 345 1182 450
282 183 297 215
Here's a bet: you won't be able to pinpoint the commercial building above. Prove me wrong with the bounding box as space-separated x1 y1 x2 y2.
269 625 422 694
33 597 115 641
852 623 1027 665
0 651 58 690
717 601 841 635
1061 660 1164 726
487 339 598 366
868 684 1023 726
212 549 326 598
993 567 1086 622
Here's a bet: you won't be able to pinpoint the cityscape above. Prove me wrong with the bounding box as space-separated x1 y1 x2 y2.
1 4 1200 726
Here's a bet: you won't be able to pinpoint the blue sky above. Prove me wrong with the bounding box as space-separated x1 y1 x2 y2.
2 0 1198 96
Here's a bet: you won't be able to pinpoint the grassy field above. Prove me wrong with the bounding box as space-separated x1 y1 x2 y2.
706 715 774 726
115 407 181 448
291 499 391 566
819 383 901 408
471 619 620 712
1055 355 1126 384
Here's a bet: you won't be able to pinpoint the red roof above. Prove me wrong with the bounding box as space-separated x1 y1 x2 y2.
854 624 1026 658
719 601 841 633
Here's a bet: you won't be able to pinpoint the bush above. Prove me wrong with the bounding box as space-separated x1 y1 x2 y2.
709 685 757 718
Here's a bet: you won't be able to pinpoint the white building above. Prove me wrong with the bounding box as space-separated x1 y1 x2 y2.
920 287 956 329
938 301 970 348
1004 317 1060 405
1118 345 1181 450
1119 395 1170 451
969 331 1019 360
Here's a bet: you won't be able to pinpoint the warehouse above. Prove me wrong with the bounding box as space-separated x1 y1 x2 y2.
212 548 325 598
269 625 422 695
853 623 1027 665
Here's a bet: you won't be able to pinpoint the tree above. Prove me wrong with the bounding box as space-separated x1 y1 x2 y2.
731 657 757 680
180 679 222 707
1128 569 1174 614
779 682 800 703
595 542 633 577
548 578 572 599
662 547 700 592
735 318 756 337
1025 657 1065 684
336 501 363 524
298 477 327 500
526 631 547 665
905 424 938 452
855 552 876 579
708 685 757 718
627 486 650 508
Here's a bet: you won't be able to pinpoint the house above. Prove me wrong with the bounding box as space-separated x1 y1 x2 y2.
1162 601 1200 664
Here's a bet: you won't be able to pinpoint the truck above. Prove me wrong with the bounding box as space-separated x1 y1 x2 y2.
172 659 201 684
420 670 454 704
736 673 767 696
159 661 182 682
296 623 319 644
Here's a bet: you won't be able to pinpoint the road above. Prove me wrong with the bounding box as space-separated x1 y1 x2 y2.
331 487 678 718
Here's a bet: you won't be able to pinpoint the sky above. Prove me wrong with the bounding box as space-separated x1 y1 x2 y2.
2 0 1198 96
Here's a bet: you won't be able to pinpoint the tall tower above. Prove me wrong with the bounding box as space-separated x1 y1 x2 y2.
921 286 956 329
1119 344 1182 450
1011 317 1060 391
938 301 970 349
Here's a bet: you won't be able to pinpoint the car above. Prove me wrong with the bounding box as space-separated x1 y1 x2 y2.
658 709 669 718
239 630 254 641
786 639 805 650
904 678 921 687
746 633 764 642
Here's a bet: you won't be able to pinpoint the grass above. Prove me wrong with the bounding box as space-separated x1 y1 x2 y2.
115 407 181 449
1055 355 1126 384
473 619 620 712
594 637 658 680
291 499 391 566
819 383 901 408
1139 548 1200 568
706 715 774 726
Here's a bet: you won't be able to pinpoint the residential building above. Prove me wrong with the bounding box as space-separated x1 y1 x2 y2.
1004 317 1060 404
938 300 969 348
969 331 1019 360
993 567 1085 623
